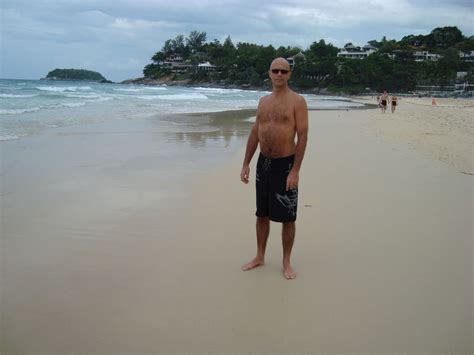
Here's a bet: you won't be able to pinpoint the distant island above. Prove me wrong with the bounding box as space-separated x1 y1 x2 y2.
42 68 112 83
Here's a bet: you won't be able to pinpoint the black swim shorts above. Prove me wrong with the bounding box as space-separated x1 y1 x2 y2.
256 153 298 222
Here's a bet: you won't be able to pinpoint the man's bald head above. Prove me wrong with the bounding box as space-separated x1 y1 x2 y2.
270 57 291 71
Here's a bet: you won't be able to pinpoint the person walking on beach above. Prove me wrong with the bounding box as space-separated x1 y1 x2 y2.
380 90 389 113
240 57 308 280
391 95 398 113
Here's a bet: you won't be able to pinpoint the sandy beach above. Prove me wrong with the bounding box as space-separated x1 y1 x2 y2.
351 96 473 174
1 98 472 354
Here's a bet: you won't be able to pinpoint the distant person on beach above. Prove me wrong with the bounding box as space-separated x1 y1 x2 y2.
391 95 398 113
432 97 437 106
240 57 308 280
380 91 389 113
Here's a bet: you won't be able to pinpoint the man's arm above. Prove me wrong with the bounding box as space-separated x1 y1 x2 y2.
241 101 262 184
286 95 308 191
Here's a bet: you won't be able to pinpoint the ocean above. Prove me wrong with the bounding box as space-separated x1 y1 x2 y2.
0 79 364 141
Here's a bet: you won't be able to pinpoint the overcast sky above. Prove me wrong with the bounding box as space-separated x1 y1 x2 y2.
1 0 473 81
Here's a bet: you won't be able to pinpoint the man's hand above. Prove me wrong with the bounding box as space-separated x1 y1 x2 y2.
286 170 299 191
241 165 250 184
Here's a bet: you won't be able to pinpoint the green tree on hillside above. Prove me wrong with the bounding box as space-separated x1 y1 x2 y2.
142 27 473 93
187 31 207 53
308 40 339 58
437 48 461 87
427 26 464 50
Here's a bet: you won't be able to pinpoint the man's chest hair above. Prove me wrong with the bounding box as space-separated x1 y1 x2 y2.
261 103 294 124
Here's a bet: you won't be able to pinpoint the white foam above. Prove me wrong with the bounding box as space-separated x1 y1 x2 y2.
56 102 86 108
91 97 113 103
143 86 167 91
0 107 42 115
153 93 209 100
193 87 243 94
36 86 92 92
0 134 22 141
0 94 38 98
114 88 143 92
65 93 101 99
114 86 168 92
133 95 163 100
0 102 89 114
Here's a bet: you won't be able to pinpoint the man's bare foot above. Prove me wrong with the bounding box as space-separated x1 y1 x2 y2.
283 264 296 279
241 257 264 271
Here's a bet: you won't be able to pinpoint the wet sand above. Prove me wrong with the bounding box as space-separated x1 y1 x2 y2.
1 105 472 354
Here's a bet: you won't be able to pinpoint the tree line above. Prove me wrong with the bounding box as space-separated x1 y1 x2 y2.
143 27 474 93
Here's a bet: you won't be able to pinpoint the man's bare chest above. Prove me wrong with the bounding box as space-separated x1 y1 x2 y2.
259 104 294 125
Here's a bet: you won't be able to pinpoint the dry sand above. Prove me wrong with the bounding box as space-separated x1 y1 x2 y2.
1 101 472 354
352 96 473 174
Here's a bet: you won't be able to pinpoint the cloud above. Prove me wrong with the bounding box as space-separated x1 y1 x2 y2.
1 0 472 81
106 58 143 71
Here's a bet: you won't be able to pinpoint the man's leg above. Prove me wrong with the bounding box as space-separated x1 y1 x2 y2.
242 216 270 271
282 221 296 279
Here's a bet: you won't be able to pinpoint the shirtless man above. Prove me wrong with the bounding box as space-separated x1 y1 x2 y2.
380 90 389 113
240 57 308 280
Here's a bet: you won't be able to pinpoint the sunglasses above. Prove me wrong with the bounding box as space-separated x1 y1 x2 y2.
271 69 290 74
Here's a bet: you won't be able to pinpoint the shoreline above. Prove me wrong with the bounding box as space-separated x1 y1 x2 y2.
4 77 473 98
120 76 474 98
0 97 369 143
2 95 471 181
2 94 470 178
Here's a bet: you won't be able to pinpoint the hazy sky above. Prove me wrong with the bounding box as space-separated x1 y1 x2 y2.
1 0 473 81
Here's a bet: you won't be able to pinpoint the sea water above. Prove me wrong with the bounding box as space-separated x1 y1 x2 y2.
0 79 363 141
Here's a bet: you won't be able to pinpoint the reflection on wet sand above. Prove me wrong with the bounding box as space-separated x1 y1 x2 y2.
153 109 256 148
